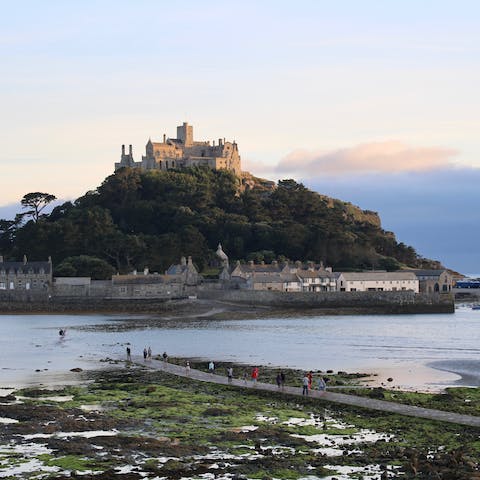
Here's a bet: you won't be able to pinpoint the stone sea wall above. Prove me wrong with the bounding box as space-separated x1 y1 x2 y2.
0 288 454 314
197 289 455 314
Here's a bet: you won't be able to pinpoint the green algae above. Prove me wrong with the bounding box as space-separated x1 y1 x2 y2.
2 364 480 479
36 454 95 471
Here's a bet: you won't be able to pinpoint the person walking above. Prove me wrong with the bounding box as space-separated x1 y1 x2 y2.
276 373 282 389
185 361 191 376
147 346 152 359
302 374 309 396
280 371 286 390
317 376 327 393
242 369 248 385
126 346 131 361
307 371 313 390
227 367 233 384
208 361 215 374
162 351 168 362
143 347 148 361
251 367 259 386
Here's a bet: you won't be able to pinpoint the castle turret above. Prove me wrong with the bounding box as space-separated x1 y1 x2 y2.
177 122 193 147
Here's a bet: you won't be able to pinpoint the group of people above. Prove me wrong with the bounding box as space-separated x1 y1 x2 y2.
143 346 152 360
276 371 286 389
124 349 327 395
302 371 327 395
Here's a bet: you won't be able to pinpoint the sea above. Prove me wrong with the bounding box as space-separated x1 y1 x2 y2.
1 305 479 392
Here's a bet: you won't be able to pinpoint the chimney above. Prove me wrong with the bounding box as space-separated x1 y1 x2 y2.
163 134 166 142
219 138 223 146
213 140 215 146
122 144 125 156
129 144 133 156
23 255 27 265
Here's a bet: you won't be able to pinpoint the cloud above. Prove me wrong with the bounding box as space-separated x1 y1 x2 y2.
276 141 458 176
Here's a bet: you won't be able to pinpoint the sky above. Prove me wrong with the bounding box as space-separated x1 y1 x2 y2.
1 1 479 273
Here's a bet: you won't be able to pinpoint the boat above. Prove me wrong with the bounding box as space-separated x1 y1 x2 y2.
472 305 480 310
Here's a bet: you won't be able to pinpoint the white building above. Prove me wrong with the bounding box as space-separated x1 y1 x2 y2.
336 271 419 293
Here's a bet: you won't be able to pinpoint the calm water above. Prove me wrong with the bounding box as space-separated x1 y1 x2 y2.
0 306 479 390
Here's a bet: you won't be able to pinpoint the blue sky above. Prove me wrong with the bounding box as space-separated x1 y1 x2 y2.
1 1 479 273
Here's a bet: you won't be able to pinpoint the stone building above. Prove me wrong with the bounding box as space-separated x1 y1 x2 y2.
115 122 241 176
0 256 52 292
220 254 337 292
111 257 201 299
336 271 419 293
406 269 453 293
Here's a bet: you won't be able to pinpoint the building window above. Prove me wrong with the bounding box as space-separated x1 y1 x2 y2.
0 282 5 290
9 282 14 290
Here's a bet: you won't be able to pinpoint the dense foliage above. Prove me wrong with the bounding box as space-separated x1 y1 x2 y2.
0 167 438 276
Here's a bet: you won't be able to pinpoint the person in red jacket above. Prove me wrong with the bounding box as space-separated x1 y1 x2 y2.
251 367 259 386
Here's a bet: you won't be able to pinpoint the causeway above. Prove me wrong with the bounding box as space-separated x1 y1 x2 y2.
136 356 480 428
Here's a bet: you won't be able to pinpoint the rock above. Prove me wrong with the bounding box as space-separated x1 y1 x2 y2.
70 367 83 372
387 377 393 382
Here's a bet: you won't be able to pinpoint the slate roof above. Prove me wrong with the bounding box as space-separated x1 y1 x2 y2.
250 273 300 284
297 269 334 279
112 274 180 285
339 271 417 281
0 261 51 275
405 269 447 278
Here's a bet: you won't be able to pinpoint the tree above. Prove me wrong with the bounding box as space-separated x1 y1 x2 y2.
21 192 57 222
55 255 115 280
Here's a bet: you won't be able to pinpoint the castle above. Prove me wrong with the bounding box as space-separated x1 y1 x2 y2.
115 122 241 176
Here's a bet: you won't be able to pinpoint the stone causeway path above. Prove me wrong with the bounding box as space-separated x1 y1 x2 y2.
136 356 480 428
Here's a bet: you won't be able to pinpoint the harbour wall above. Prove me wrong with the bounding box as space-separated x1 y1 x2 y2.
0 289 454 314
197 289 454 314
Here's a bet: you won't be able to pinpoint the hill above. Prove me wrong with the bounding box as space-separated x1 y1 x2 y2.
0 168 442 278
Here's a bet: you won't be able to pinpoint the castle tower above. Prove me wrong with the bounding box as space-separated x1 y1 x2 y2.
176 122 193 147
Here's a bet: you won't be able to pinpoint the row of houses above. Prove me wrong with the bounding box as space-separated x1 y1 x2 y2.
219 261 452 294
0 253 453 299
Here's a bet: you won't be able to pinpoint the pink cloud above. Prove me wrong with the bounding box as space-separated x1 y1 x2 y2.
276 141 458 175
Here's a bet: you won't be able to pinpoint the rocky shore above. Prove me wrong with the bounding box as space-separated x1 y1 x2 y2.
0 359 479 479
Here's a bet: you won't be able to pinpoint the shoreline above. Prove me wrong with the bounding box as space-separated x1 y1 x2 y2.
0 352 475 396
